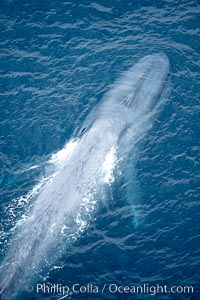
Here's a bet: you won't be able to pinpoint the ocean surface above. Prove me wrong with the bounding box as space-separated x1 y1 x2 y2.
0 0 199 299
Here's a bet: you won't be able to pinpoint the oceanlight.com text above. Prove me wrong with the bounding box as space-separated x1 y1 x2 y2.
24 282 194 296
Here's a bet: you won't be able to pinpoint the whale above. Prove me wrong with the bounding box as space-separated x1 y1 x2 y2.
0 53 170 299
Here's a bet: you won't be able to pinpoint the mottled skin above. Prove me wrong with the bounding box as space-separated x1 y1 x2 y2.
0 53 169 299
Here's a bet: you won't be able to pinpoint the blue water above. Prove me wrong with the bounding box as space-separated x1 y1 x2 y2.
0 0 199 299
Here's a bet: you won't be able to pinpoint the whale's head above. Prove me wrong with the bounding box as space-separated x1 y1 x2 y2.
75 53 170 140
120 53 170 114
95 53 170 131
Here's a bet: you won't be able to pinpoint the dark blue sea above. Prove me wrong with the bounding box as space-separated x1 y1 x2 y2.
0 0 199 299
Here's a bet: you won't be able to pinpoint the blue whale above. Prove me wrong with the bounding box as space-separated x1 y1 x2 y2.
0 53 169 299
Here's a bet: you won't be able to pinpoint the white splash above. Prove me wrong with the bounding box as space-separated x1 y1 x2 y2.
49 139 78 171
3 139 79 233
102 146 117 184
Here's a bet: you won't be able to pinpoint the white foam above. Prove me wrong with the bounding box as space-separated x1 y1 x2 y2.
102 146 117 184
3 139 79 235
49 139 78 171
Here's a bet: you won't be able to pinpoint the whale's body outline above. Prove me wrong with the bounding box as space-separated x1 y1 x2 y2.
0 53 170 299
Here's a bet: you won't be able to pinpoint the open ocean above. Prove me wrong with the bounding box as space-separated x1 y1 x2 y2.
0 0 199 299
